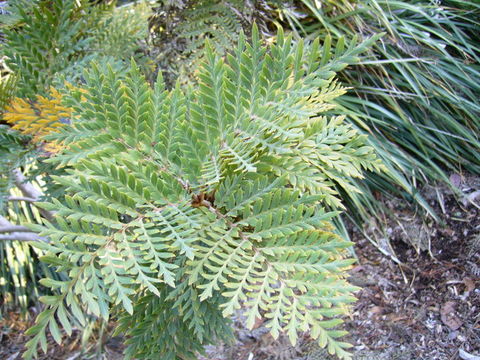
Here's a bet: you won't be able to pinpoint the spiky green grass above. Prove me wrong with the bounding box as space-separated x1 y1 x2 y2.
287 0 479 252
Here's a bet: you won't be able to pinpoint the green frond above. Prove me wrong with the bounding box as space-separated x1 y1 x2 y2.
117 288 232 360
149 0 247 84
0 72 17 112
23 27 383 360
4 0 81 97
3 0 150 98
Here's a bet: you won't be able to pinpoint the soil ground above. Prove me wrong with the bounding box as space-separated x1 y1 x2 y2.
1 175 479 360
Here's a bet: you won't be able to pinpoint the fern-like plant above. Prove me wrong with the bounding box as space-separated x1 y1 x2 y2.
149 0 276 85
0 0 152 318
24 26 383 360
3 0 150 97
3 0 88 97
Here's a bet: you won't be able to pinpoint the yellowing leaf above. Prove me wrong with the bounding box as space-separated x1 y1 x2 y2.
3 87 77 153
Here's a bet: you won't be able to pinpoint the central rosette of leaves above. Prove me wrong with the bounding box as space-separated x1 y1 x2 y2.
25 26 383 360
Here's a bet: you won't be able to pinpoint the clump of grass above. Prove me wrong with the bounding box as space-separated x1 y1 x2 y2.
289 0 480 252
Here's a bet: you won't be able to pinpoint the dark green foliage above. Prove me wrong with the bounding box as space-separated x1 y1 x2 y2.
3 0 149 97
117 285 233 360
149 0 287 84
0 72 16 111
23 28 383 360
149 0 245 84
84 2 150 59
4 0 88 97
0 0 39 30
